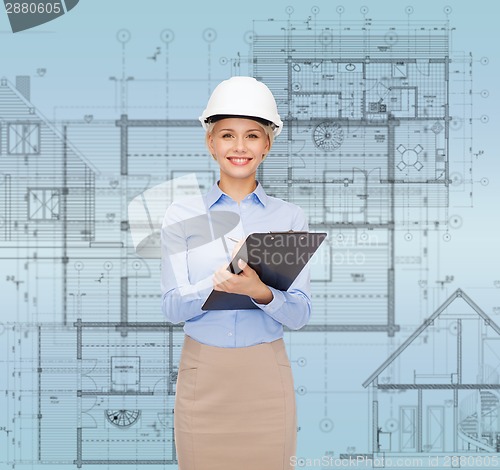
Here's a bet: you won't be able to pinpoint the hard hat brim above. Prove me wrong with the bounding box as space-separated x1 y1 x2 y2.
204 114 275 128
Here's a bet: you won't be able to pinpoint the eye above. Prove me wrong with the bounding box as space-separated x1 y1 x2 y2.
221 133 233 138
247 133 259 139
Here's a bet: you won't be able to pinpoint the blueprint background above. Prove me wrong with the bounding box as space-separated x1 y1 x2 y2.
0 0 499 468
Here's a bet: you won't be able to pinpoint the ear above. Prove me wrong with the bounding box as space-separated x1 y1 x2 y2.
206 132 216 158
264 134 271 154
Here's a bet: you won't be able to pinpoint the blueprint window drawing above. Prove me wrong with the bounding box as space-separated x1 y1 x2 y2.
8 122 40 155
28 188 61 220
1 2 499 468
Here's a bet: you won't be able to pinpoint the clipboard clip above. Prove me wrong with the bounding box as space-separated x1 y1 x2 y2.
269 230 308 234
268 230 309 241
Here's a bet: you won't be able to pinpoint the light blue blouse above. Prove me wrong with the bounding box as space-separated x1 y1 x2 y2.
161 181 311 347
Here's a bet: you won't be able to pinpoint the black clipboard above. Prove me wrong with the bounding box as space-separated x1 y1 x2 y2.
201 231 327 310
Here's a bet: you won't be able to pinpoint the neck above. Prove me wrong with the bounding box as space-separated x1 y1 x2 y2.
218 177 257 203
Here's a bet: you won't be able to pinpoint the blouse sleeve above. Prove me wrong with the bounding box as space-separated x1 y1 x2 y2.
251 205 312 330
160 203 212 324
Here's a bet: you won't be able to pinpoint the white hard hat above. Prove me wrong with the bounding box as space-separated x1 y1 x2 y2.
199 76 283 137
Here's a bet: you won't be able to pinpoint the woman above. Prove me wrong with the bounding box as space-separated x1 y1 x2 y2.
161 76 311 469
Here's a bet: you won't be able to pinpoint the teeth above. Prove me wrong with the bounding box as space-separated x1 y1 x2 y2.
229 158 250 163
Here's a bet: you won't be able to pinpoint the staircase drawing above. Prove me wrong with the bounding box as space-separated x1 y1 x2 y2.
459 387 500 453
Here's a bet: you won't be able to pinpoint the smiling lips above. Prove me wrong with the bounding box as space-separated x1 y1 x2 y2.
227 157 253 166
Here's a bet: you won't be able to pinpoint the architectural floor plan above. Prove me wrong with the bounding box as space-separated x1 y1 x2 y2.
1 1 498 467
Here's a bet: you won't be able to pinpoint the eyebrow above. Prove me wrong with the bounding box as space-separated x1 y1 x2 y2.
217 128 263 132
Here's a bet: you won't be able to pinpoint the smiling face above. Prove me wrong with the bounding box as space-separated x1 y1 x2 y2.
207 117 271 191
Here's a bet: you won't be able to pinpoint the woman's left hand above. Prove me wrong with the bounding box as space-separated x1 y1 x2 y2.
213 259 273 305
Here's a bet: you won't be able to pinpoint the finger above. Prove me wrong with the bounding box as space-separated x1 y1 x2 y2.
237 259 254 276
213 268 233 289
213 276 227 291
237 259 246 270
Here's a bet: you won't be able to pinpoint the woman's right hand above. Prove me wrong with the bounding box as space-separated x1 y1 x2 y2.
212 260 273 305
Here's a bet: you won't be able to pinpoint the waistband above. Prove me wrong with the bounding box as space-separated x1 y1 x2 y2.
184 334 284 353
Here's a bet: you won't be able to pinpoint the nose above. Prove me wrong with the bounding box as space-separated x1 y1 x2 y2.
232 136 247 153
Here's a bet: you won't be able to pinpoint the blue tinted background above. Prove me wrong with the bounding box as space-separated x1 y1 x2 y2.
0 0 499 469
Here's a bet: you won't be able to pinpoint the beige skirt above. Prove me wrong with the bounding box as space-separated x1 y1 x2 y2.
174 334 297 470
